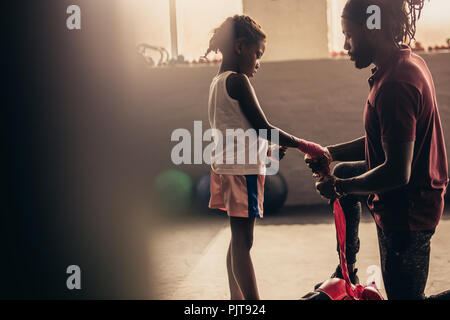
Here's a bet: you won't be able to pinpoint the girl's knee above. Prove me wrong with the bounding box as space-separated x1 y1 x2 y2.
231 234 253 251
229 217 255 251
246 236 254 250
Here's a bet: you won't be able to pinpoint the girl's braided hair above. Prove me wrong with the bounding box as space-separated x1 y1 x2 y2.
204 15 266 57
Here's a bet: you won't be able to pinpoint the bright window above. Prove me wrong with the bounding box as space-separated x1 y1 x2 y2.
124 0 449 63
328 0 450 53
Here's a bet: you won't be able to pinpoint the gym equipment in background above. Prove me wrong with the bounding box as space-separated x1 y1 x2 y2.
137 43 169 67
263 172 288 213
154 169 193 213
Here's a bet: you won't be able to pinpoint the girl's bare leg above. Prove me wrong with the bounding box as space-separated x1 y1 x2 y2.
229 216 259 300
227 242 244 300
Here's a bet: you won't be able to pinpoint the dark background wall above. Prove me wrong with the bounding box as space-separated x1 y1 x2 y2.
147 53 450 206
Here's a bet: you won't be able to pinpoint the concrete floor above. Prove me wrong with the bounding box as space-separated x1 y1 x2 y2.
151 206 450 300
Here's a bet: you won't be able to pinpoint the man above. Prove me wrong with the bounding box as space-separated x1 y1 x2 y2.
307 0 448 300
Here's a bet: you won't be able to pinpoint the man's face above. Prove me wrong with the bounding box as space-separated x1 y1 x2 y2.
341 18 374 69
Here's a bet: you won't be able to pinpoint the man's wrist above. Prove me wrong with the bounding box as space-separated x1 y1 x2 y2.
324 147 333 163
326 146 337 162
334 178 350 197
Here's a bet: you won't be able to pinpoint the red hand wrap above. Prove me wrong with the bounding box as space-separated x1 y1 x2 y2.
296 139 327 159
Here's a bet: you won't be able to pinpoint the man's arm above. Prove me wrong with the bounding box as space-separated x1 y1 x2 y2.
316 82 419 199
316 140 414 199
305 136 365 174
336 141 414 195
327 136 366 162
335 82 419 195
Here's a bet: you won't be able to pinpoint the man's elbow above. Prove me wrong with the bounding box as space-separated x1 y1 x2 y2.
386 163 411 187
398 174 410 187
394 170 411 187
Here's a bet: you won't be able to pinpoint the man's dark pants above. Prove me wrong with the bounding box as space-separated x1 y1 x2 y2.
332 161 434 300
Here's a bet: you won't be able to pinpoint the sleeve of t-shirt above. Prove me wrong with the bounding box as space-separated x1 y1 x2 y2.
375 82 420 143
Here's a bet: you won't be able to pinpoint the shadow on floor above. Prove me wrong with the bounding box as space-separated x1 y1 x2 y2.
178 201 450 228
260 203 450 226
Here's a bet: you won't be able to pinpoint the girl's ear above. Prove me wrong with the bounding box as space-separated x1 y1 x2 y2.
234 39 244 55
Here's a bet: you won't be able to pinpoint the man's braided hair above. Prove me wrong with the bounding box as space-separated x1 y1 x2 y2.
342 0 428 44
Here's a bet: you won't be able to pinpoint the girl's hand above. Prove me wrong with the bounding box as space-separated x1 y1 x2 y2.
279 146 288 160
268 146 288 161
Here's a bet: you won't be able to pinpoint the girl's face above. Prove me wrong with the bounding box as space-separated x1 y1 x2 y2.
236 39 266 78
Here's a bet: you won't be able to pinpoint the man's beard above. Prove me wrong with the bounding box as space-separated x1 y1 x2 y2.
352 41 374 69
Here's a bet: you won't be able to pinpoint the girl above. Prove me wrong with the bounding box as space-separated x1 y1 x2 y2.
206 15 327 300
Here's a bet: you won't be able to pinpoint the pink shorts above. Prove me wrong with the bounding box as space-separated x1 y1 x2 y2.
209 171 265 218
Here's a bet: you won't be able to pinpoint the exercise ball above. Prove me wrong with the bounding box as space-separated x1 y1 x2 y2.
154 169 193 212
195 172 211 210
264 173 288 213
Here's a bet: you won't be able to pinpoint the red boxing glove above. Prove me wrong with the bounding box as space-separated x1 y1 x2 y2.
296 138 327 159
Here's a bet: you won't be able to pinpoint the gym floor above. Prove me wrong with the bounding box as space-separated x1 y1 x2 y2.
150 205 450 300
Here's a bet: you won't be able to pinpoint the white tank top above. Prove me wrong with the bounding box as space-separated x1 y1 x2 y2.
208 71 268 175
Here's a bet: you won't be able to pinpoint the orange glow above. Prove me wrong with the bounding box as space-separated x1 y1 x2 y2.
328 0 450 53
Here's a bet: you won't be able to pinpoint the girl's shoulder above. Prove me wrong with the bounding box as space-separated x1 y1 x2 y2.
226 72 252 101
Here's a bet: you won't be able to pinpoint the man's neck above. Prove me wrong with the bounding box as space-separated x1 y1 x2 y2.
373 43 401 68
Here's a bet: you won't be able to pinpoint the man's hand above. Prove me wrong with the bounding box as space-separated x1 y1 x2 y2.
305 148 332 177
315 175 339 201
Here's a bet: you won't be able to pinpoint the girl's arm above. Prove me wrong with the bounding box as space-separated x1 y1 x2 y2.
226 73 326 158
226 73 300 148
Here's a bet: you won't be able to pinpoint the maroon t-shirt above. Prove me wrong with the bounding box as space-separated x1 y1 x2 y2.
364 46 448 231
